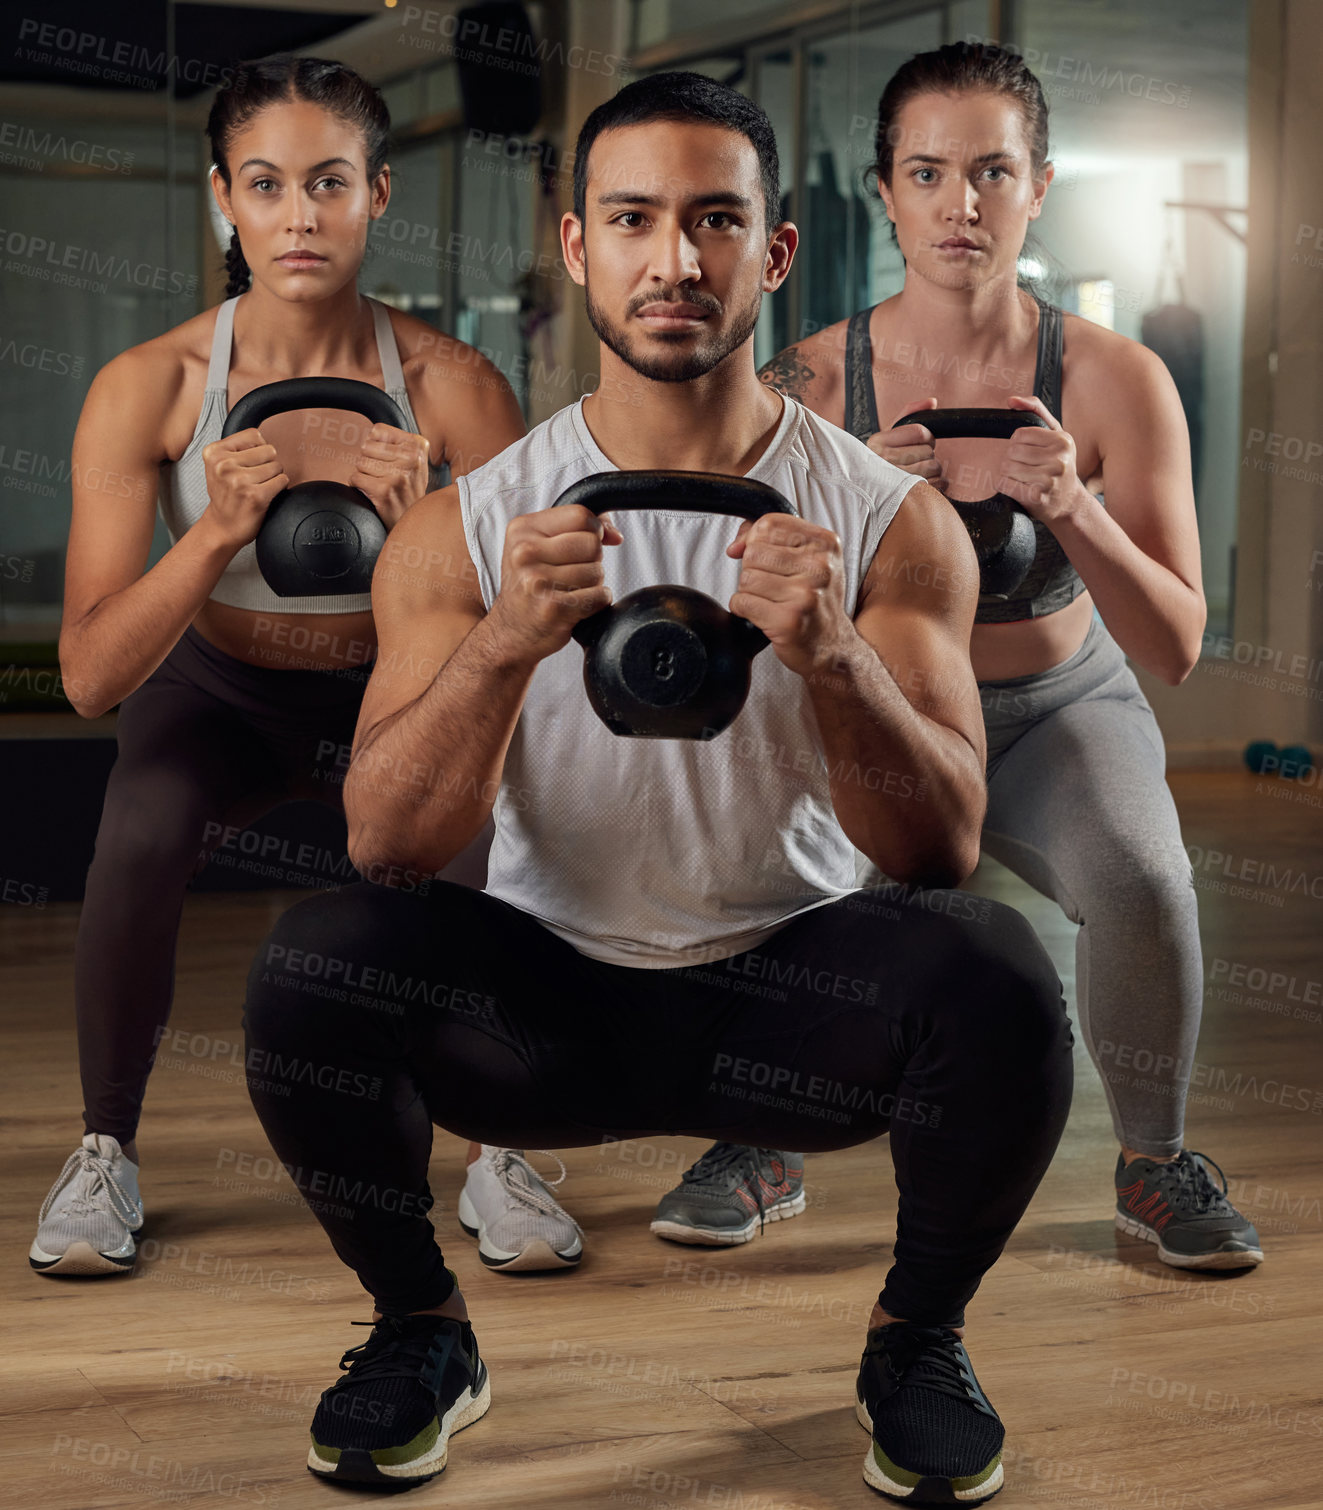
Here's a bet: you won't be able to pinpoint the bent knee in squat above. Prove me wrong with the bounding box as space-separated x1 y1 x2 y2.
243 880 476 1042
925 896 1067 1050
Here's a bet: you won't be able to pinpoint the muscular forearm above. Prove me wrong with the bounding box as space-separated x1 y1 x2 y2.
60 516 240 717
805 633 985 887
346 612 536 875
1051 489 1205 684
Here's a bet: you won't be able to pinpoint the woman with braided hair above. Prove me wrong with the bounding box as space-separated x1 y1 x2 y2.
30 54 524 1278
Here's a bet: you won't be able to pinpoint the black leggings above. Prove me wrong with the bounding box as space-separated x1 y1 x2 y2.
243 879 1074 1328
76 626 370 1142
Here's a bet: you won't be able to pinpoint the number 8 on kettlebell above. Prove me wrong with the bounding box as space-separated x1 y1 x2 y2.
554 471 796 741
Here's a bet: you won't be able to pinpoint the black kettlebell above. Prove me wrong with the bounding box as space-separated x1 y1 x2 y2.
555 471 796 741
893 407 1050 599
221 377 406 597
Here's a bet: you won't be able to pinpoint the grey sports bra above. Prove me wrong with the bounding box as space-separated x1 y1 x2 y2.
843 294 1098 623
157 295 447 615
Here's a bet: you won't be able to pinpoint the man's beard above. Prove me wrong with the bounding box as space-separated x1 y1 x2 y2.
584 274 763 383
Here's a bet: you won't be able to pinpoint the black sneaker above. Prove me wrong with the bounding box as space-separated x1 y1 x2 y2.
307 1313 490 1485
855 1323 1004 1505
1115 1150 1264 1270
650 1144 805 1245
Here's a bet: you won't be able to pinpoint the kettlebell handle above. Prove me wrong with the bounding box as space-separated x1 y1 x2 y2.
890 408 1048 601
221 377 408 439
218 377 401 599
554 472 797 738
892 405 1050 517
893 406 1051 442
557 471 795 660
555 470 796 522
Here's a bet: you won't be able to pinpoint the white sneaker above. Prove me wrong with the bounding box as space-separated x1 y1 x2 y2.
30 1134 144 1276
457 1146 583 1271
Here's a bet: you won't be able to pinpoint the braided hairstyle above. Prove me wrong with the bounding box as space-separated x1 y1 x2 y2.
206 55 391 299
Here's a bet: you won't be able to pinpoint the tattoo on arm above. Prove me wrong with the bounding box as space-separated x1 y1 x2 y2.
758 348 816 400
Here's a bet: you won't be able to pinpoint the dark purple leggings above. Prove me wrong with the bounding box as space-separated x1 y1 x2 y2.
75 626 373 1142
243 878 1074 1328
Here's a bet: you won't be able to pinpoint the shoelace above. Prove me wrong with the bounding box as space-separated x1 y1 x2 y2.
1161 1150 1233 1215
332 1316 458 1389
39 1145 143 1227
490 1149 584 1233
681 1142 749 1184
682 1142 777 1233
865 1325 982 1407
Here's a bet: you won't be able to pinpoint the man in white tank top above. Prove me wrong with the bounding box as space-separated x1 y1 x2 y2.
243 73 1073 1507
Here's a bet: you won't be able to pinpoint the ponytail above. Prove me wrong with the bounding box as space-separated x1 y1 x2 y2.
223 227 251 298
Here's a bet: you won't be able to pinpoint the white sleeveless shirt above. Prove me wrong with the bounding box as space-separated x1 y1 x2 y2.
458 394 921 968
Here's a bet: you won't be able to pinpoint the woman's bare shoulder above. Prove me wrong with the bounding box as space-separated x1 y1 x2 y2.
1061 311 1171 390
381 304 502 386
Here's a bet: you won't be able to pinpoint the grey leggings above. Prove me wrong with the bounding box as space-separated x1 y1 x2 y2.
976 615 1200 1156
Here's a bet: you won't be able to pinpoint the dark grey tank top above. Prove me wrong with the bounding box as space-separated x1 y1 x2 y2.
843 295 1094 623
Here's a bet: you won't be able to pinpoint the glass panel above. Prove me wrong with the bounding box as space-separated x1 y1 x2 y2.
453 127 537 412
947 0 990 44
795 9 944 343
0 3 392 646
362 135 448 330
0 17 525 646
662 55 746 82
752 47 794 366
635 0 780 49
1016 0 1250 637
0 94 190 634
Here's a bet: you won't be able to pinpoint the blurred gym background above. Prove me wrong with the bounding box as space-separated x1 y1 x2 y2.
0 0 1319 895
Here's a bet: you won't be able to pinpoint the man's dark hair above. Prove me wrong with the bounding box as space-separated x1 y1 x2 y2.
572 70 781 233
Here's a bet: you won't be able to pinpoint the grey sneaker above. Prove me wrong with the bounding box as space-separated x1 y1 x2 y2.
30 1134 144 1276
650 1144 805 1246
1115 1150 1263 1269
457 1146 583 1271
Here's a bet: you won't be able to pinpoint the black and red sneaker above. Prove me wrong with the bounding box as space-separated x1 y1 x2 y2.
1115 1150 1263 1270
650 1144 805 1245
856 1322 1004 1505
307 1313 490 1485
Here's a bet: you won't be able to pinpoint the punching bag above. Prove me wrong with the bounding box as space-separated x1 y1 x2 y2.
802 149 872 330
454 2 542 136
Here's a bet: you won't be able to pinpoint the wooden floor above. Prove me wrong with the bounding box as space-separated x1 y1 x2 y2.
3 771 1321 1509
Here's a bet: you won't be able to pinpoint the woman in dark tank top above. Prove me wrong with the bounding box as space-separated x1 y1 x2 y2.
759 42 1261 1273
